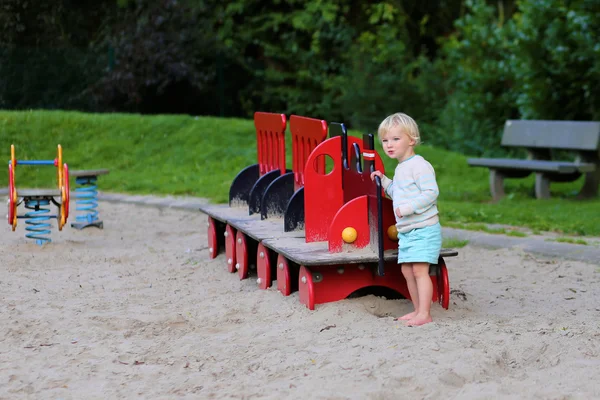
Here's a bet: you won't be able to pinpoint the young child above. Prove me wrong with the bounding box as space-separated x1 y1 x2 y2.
370 112 441 326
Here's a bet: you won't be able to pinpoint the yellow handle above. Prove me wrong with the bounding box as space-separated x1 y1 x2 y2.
57 144 63 190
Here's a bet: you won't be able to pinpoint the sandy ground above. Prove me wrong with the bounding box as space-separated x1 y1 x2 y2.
1 201 600 400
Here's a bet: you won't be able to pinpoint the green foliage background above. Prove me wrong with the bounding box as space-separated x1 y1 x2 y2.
1 0 599 158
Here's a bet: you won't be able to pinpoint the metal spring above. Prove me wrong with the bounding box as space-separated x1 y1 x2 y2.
74 176 99 224
24 199 53 246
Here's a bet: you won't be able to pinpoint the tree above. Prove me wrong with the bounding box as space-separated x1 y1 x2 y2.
90 0 220 114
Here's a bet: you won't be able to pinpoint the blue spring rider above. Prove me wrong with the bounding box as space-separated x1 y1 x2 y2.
69 169 110 230
7 144 70 245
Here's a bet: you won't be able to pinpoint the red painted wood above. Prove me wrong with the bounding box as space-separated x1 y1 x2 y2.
256 243 274 289
207 217 218 259
327 195 369 252
297 262 444 311
275 254 290 296
234 230 247 276
298 266 316 310
224 224 237 273
437 257 450 310
304 135 388 244
237 234 249 280
235 231 259 280
289 115 328 191
299 263 412 310
304 137 344 242
254 112 287 176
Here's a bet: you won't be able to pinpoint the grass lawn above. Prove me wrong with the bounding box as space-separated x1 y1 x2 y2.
1 110 598 237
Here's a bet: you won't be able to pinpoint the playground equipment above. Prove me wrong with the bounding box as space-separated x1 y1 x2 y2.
69 169 109 229
7 144 69 245
199 112 457 310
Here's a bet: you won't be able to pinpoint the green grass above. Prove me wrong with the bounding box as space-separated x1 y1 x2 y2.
445 222 527 237
547 237 588 246
1 110 599 237
442 238 469 248
506 230 528 238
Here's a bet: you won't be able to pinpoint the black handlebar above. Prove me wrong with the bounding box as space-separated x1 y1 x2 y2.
374 175 385 276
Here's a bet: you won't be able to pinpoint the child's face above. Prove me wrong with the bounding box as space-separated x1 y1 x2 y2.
381 125 416 162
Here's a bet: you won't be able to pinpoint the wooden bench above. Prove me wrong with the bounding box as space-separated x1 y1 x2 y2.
467 120 600 200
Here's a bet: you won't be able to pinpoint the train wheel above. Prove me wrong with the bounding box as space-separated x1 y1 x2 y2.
437 257 450 310
207 217 219 259
224 224 237 272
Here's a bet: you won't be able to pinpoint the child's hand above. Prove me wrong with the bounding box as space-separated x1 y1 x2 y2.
370 171 383 181
395 208 402 218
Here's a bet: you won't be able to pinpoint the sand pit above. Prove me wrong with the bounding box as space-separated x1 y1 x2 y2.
1 200 600 399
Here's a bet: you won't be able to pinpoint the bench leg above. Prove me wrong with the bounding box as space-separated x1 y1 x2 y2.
535 173 551 199
435 257 450 310
224 224 237 272
235 231 258 279
489 169 505 201
256 243 277 289
276 255 299 296
207 217 224 259
578 169 599 199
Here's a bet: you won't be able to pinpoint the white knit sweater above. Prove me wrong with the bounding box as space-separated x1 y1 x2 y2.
380 155 440 233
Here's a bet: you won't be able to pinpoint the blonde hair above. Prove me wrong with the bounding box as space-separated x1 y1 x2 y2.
377 112 421 145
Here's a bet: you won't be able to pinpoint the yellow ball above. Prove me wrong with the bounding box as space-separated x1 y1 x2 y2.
342 227 358 243
387 225 398 240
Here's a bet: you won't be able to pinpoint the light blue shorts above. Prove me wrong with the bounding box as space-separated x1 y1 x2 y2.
397 223 442 265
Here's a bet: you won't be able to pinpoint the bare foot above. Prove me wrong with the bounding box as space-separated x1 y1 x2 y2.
394 311 417 321
405 315 433 326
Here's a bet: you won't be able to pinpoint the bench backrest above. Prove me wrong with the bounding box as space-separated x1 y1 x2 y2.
290 115 328 191
254 112 287 176
502 120 600 151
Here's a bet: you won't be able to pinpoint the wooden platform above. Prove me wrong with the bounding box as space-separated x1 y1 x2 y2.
17 189 61 197
199 203 457 266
